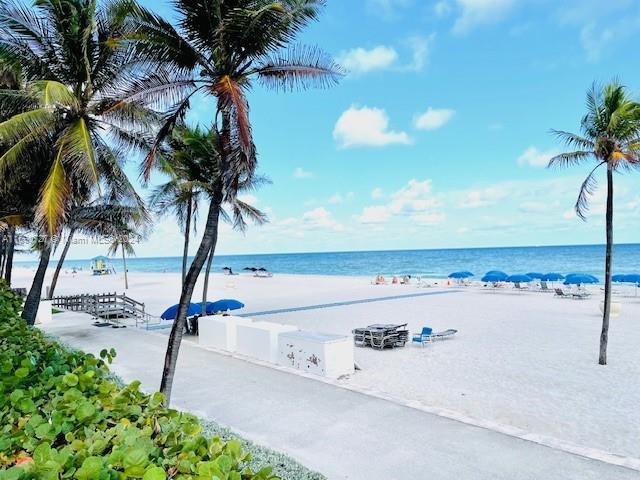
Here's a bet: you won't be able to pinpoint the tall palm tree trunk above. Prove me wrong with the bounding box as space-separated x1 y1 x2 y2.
599 164 614 365
48 229 75 299
122 244 129 290
160 189 222 403
4 227 15 285
182 197 192 287
22 242 52 326
201 244 214 315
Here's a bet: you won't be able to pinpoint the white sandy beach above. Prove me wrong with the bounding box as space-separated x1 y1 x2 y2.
14 266 640 464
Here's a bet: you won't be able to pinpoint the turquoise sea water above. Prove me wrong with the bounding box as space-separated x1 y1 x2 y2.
14 244 640 280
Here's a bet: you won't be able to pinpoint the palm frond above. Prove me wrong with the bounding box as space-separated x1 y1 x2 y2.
550 130 594 151
547 150 593 169
32 80 78 108
574 161 605 221
36 144 70 235
214 75 252 155
254 45 343 91
61 118 100 189
0 107 54 144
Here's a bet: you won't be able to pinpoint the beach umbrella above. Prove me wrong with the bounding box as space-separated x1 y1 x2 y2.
506 274 533 283
612 274 627 282
622 274 640 283
161 303 201 320
541 273 564 281
222 267 232 271
525 272 544 279
203 299 245 314
257 267 268 271
448 271 474 279
483 271 508 281
563 274 598 285
481 273 507 282
243 267 257 271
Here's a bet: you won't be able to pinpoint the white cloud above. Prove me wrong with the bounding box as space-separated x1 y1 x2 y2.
354 206 391 224
371 187 385 199
453 0 515 35
517 146 558 168
333 106 411 148
293 167 313 179
434 1 452 17
237 194 258 205
413 212 446 225
355 179 444 225
458 186 506 208
404 34 435 71
580 23 615 62
302 207 345 232
414 107 455 131
338 46 398 75
366 0 412 19
328 193 343 204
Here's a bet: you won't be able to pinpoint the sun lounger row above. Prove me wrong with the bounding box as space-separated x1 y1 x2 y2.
353 324 409 349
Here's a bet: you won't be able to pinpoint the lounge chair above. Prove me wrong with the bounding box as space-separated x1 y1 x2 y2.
539 281 552 292
572 290 590 299
554 288 570 298
412 327 458 346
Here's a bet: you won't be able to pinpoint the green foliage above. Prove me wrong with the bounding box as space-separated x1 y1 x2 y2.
0 280 23 319
0 310 278 479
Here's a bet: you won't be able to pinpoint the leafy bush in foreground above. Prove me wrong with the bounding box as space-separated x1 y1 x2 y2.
0 293 277 479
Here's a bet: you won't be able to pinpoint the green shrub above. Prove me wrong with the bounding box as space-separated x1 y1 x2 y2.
0 314 278 479
0 280 23 319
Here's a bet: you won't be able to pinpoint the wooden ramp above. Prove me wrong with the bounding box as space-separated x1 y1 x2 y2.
51 292 162 329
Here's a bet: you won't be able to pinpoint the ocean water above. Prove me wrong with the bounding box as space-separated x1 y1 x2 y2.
14 244 640 280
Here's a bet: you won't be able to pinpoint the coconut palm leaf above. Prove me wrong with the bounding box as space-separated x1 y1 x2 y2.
36 144 69 235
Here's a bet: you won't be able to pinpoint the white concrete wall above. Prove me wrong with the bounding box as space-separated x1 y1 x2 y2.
36 300 53 325
198 315 253 351
278 331 355 378
236 321 298 363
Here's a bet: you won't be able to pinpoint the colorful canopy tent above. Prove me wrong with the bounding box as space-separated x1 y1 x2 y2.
90 256 113 276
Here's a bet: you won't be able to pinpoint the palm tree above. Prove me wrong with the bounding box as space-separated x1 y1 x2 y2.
48 202 147 298
149 127 206 288
0 0 150 324
549 80 640 365
123 0 342 402
152 124 267 320
107 228 137 290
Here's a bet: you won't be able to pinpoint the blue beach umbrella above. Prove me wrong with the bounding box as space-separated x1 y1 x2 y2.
564 274 598 285
525 272 544 279
506 274 533 283
203 299 245 314
483 271 508 282
541 273 564 281
482 273 507 282
161 303 201 320
612 274 627 282
448 271 474 279
621 274 640 283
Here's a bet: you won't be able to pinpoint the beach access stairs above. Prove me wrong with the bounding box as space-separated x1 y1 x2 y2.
50 292 164 329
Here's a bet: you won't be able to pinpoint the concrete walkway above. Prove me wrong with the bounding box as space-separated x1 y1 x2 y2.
43 314 639 480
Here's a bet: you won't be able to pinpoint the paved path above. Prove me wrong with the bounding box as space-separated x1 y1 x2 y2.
240 289 458 317
43 314 639 480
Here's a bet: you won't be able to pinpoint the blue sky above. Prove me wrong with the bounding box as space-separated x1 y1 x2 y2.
47 0 640 259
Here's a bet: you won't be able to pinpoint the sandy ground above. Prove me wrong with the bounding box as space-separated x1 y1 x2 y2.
13 267 640 462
